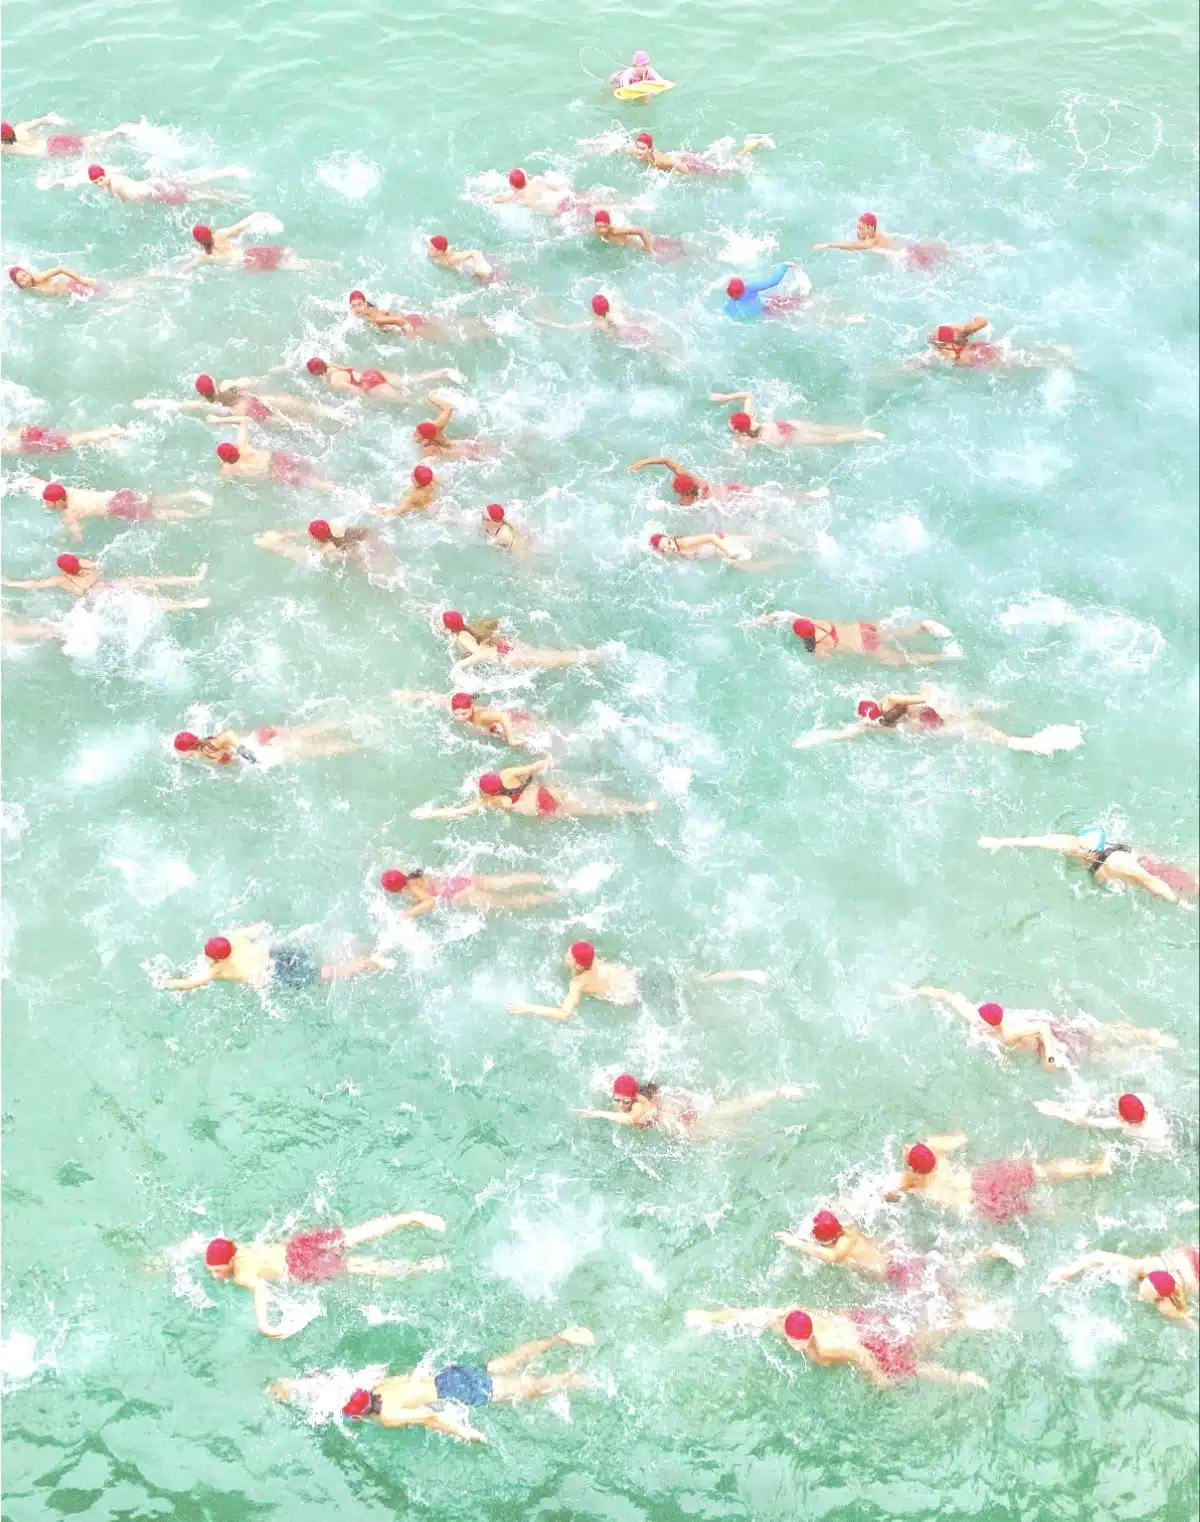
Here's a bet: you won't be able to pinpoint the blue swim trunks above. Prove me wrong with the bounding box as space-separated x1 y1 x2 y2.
434 1363 493 1406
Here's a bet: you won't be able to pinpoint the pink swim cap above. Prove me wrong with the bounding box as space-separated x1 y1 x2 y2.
570 940 596 969
194 373 217 399
205 935 232 961
307 520 334 543
1117 1092 1146 1124
216 442 239 464
380 869 408 893
342 1389 373 1418
672 473 697 496
935 325 955 343
412 465 434 487
485 503 505 522
450 692 473 710
87 163 105 181
649 533 665 550
173 731 200 752
857 699 882 720
726 277 745 299
508 168 527 189
57 553 81 575
442 610 465 632
348 289 366 303
729 411 753 433
591 294 610 316
783 1310 813 1342
633 50 650 65
306 357 327 375
429 234 449 252
9 266 27 284
613 1073 639 1098
205 1237 236 1265
907 1142 937 1174
191 223 213 245
978 1002 1004 1027
1147 1270 1177 1299
792 618 816 640
812 1210 842 1242
860 212 877 227
416 421 438 440
42 483 67 503
479 772 504 795
1 122 15 144
636 132 653 148
594 209 611 225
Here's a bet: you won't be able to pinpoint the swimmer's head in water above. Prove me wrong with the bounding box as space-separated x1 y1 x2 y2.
1077 826 1107 855
479 772 504 796
726 277 745 299
57 552 82 575
612 1073 639 1101
906 1142 937 1174
10 266 33 287
191 223 214 250
205 935 233 961
672 473 697 499
216 442 239 464
205 1237 237 1272
1117 1093 1146 1125
380 869 408 893
342 1389 379 1418
484 503 505 527
308 519 332 542
729 411 754 435
429 234 448 252
859 211 877 232
792 618 817 653
635 132 654 151
930 324 957 348
173 731 200 752
978 1002 1004 1027
412 464 434 488
917 706 944 728
857 699 882 720
591 293 610 317
415 421 439 440
569 940 596 971
812 1210 842 1242
1144 1270 1178 1302
42 483 68 504
306 357 327 375
450 692 473 715
783 1310 813 1343
194 373 217 399
508 167 527 189
442 609 465 633
0 123 15 144
348 289 366 306
87 163 106 182
593 209 612 226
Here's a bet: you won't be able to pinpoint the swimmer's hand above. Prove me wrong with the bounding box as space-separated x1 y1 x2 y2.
890 982 918 998
977 836 1003 852
773 1229 806 1249
556 1325 595 1346
401 1212 446 1232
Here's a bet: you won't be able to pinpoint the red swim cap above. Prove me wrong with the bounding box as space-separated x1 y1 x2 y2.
1 122 15 144
1117 1092 1146 1124
342 1388 373 1418
672 473 697 496
907 1142 937 1174
57 553 81 575
380 869 408 893
442 610 465 632
508 168 527 189
613 1073 639 1098
1147 1270 1176 1299
570 940 595 969
860 212 877 227
416 421 439 440
594 210 612 225
726 277 746 299
978 1001 1004 1026
87 163 105 181
812 1210 842 1242
348 289 366 303
792 618 816 640
9 266 27 284
479 772 504 795
857 699 882 720
450 692 473 710
649 533 665 550
591 294 610 316
205 935 232 961
306 357 327 375
783 1310 813 1342
205 1237 236 1265
42 483 67 503
917 706 944 728
191 223 213 245
307 520 333 543
412 465 434 487
194 373 216 399
429 234 448 252
935 325 955 344
485 503 505 522
173 731 200 752
216 442 239 464
729 411 753 433
636 132 653 148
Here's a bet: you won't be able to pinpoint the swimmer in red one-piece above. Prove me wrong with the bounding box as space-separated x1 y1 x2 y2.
1 114 133 158
629 455 829 508
710 391 883 447
413 762 657 826
2 424 128 454
579 1071 804 1137
347 290 489 341
306 357 465 405
379 866 555 915
3 552 208 610
743 609 961 665
915 316 1071 369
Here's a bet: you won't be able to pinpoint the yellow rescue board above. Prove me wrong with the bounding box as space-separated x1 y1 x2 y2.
614 79 676 101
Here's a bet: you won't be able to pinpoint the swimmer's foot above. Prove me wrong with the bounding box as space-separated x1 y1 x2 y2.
921 620 953 638
979 1243 1026 1269
556 1325 595 1346
777 1084 805 1100
400 1211 446 1232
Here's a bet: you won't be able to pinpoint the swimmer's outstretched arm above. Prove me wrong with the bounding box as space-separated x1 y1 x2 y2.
161 965 216 991
977 834 1078 853
739 609 799 627
909 985 978 1023
411 798 484 820
628 456 687 475
1033 1100 1123 1130
503 758 552 782
793 720 871 747
812 239 871 252
533 317 592 331
576 1108 638 1124
213 214 262 240
507 976 586 1021
773 1231 851 1263
2 575 67 589
1112 859 1180 903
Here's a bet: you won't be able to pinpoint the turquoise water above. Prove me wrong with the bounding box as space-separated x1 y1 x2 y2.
3 0 1198 1516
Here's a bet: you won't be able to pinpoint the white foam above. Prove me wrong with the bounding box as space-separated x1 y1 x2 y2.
714 225 780 265
315 154 381 201
490 1199 604 1300
867 514 929 555
1053 1308 1126 1372
566 861 616 893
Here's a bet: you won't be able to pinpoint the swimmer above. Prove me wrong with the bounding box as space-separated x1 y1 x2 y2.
201 1212 446 1339
8 263 105 298
426 234 501 282
1 610 68 646
796 687 1082 752
306 357 465 404
270 1326 598 1441
7 475 211 542
414 762 657 824
684 1305 991 1391
775 1211 1023 1288
1 114 134 158
437 608 603 677
348 290 488 341
915 317 1071 369
159 923 396 993
86 162 248 205
977 827 1198 905
3 424 129 454
648 531 768 567
629 456 830 509
722 264 812 320
414 392 491 460
487 168 594 218
372 465 438 517
187 218 328 273
480 502 527 555
536 292 659 348
743 609 960 665
1033 1093 1172 1154
579 1072 805 1137
391 689 544 748
172 720 361 768
380 867 555 915
885 1133 1112 1223
710 391 883 447
506 940 639 1020
214 420 332 488
609 50 663 88
4 553 209 611
591 209 682 259
1046 1246 1199 1329
134 374 345 426
255 519 390 575
628 131 774 176
813 211 950 270
897 984 1177 1074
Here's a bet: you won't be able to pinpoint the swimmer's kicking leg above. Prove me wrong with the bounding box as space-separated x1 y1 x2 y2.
343 1254 448 1278
340 1211 447 1246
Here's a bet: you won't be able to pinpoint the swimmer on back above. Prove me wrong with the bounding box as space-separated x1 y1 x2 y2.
913 317 1071 369
629 456 829 508
743 610 960 665
8 475 211 541
4 553 208 610
977 827 1198 905
505 940 639 1020
578 1071 804 1136
3 424 129 454
794 686 1082 752
710 391 883 446
412 762 658 824
306 357 464 404
1 114 134 158
85 162 248 205
159 924 395 992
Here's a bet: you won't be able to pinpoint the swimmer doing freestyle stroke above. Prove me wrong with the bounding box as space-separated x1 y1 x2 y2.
743 608 960 665
436 608 604 677
379 866 555 915
371 465 439 518
794 685 1081 751
158 923 396 993
629 456 830 508
909 316 1072 369
1047 1245 1199 1330
347 289 490 341
886 1133 1112 1223
306 356 465 404
7 261 149 299
172 718 362 769
977 826 1198 905
412 759 657 824
591 210 685 260
426 234 504 282
711 391 883 447
391 688 548 748
187 218 328 273
2 423 129 454
535 292 660 348
413 392 492 460
775 1209 1024 1290
255 518 393 577
134 373 345 426
1 113 135 158
578 1071 805 1137
487 167 609 219
479 502 528 555
6 475 211 542
214 420 334 489
647 530 785 569
505 940 638 1021
3 553 209 611
813 210 951 269
626 131 775 176
1033 1092 1173 1155
84 162 248 205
